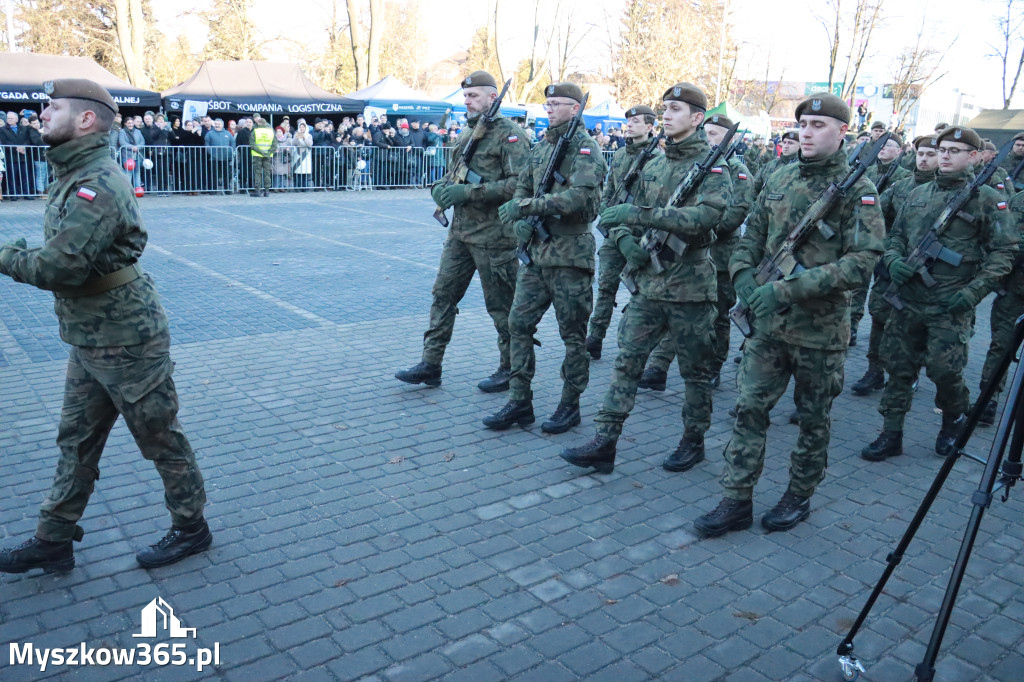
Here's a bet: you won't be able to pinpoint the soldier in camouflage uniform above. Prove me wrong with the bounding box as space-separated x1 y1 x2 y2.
848 132 912 345
0 79 209 574
483 83 606 434
744 136 773 176
862 126 1018 462
753 129 800 196
396 71 531 392
585 104 660 361
978 139 1015 196
999 132 1024 188
976 191 1024 425
694 93 885 537
850 135 939 396
559 83 731 474
638 113 752 392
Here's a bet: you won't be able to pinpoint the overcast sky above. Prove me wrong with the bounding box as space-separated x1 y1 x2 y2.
153 0 1018 108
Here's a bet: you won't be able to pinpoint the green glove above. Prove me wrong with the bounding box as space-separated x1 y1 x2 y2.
599 203 608 214
616 234 650 269
734 268 757 303
513 220 535 244
947 290 977 315
0 238 27 274
430 184 448 208
498 199 523 224
747 283 779 318
888 257 916 286
440 184 474 207
600 204 638 227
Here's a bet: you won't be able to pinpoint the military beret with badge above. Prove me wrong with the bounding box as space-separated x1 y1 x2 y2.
705 113 734 129
935 126 982 150
913 135 938 150
625 105 656 118
781 129 799 142
545 83 584 103
43 79 118 113
794 92 850 124
662 82 707 112
461 70 498 89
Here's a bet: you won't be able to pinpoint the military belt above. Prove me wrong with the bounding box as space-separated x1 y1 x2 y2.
54 263 143 299
659 247 710 264
546 223 591 236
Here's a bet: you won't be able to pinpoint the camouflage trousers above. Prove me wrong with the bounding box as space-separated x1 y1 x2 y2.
508 264 593 403
879 305 972 431
422 238 518 368
37 333 206 542
252 156 273 193
588 239 627 341
849 275 871 337
721 336 845 501
595 295 715 440
646 270 734 375
864 272 893 372
980 291 1024 396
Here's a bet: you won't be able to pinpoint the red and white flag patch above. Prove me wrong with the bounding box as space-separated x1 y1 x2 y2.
579 147 591 155
710 166 723 174
861 196 876 206
76 187 97 201
997 183 1005 190
737 173 748 180
508 135 519 143
998 201 1008 210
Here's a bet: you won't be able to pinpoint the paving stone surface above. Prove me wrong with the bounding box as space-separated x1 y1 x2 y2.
1 189 1023 681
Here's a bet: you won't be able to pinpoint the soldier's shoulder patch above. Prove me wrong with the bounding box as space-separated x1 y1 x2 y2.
766 193 784 201
579 147 592 155
737 172 748 181
997 201 1008 210
507 134 519 143
997 183 1005 190
76 187 98 202
710 166 724 174
861 196 876 205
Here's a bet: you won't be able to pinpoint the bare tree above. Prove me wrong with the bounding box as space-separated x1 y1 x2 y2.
889 24 947 130
514 0 556 103
343 0 384 88
819 0 883 100
344 0 368 88
991 0 1024 109
112 0 149 87
379 0 425 87
550 1 593 83
199 0 264 61
366 0 382 83
14 0 126 78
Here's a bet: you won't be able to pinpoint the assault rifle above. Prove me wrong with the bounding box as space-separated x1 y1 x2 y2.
592 132 664 237
881 136 1015 311
724 129 749 162
729 132 891 337
847 139 867 164
874 149 904 195
432 78 512 227
517 92 590 266
619 121 740 295
1012 154 1024 186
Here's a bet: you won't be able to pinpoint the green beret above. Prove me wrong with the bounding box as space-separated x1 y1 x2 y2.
704 113 733 129
461 71 497 89
887 132 903 147
779 130 798 142
1013 131 1024 141
43 78 118 113
936 126 982 150
794 93 850 124
545 82 584 103
661 82 707 112
913 135 938 150
625 105 656 118
982 138 997 152
870 121 885 130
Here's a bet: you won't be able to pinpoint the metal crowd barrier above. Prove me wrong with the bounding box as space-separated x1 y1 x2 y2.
1 144 50 199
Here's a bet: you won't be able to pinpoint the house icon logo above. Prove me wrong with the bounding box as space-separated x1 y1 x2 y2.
132 597 196 639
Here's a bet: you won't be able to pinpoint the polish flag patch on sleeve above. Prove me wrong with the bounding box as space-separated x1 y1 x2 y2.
76 187 97 201
710 167 723 173
579 147 591 155
737 172 748 180
997 183 1005 190
507 135 519 143
998 201 1008 210
861 196 876 206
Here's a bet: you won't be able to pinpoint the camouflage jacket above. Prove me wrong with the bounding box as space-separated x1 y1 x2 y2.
753 152 797 195
513 120 606 270
880 169 934 231
0 132 168 347
1000 192 1024 297
711 156 754 273
865 159 912 194
730 145 885 350
1000 152 1024 187
436 114 531 248
983 167 1014 197
744 146 773 175
600 137 661 238
609 128 732 303
885 168 1018 307
900 152 917 171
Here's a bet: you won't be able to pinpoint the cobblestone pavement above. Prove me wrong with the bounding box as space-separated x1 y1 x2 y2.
1 190 1023 682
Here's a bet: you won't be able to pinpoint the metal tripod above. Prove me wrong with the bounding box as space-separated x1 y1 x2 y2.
837 316 1024 681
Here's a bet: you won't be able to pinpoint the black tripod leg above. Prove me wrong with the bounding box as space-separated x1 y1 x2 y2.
915 335 1024 681
838 316 1024 677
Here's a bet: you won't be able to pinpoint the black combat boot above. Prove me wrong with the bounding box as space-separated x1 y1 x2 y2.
978 399 998 427
851 369 885 396
560 436 616 474
662 434 705 472
137 519 213 569
733 354 742 364
849 329 857 346
586 336 602 360
860 430 903 461
788 410 800 425
638 367 667 391
693 498 754 538
0 536 75 574
542 399 581 434
935 413 964 457
395 361 442 387
483 397 535 430
761 492 811 532
478 366 510 393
